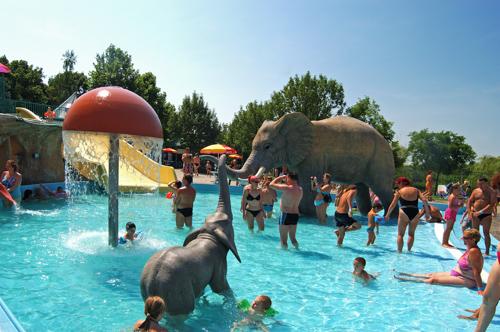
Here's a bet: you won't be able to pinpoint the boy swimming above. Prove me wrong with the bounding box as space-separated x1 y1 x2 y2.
232 295 273 332
352 257 375 283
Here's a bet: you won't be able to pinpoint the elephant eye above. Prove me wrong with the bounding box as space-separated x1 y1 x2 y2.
264 143 271 150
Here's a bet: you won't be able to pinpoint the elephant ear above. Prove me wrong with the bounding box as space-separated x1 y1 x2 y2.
214 228 241 263
274 112 313 167
183 229 202 247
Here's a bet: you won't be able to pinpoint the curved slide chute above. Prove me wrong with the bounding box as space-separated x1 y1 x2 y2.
16 107 42 121
66 134 176 193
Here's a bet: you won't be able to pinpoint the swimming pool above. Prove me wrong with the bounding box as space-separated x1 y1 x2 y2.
0 187 497 331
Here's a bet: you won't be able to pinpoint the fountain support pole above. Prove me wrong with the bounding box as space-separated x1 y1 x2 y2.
108 134 119 247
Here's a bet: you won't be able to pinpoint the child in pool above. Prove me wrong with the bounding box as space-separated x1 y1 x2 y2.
367 202 383 246
353 257 375 283
232 295 272 332
167 181 183 213
119 222 139 244
133 296 167 332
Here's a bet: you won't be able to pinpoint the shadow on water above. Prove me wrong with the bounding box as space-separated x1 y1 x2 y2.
291 249 332 261
411 251 456 262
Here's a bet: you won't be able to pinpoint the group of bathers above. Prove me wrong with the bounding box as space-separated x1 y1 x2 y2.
314 188 334 207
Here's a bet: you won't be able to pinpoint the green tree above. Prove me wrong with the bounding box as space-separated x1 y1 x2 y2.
225 101 273 157
345 97 395 141
173 92 221 151
391 141 408 169
471 155 500 179
269 71 345 120
62 50 77 72
2 58 48 103
89 44 139 90
407 129 476 189
47 50 88 105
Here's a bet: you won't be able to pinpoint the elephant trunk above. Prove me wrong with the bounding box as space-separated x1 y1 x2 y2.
215 155 232 220
226 151 263 179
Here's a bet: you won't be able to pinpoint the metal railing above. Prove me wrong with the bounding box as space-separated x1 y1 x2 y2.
0 98 57 119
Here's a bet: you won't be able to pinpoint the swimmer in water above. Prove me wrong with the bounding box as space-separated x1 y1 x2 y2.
231 295 272 332
353 257 375 283
367 202 383 246
119 222 139 244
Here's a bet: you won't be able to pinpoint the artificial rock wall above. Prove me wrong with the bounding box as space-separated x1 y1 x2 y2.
0 114 64 184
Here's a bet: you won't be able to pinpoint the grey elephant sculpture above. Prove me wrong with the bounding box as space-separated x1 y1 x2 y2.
226 112 395 217
140 155 241 315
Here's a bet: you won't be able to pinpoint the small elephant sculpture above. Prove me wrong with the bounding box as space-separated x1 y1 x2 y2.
226 112 395 216
140 155 241 315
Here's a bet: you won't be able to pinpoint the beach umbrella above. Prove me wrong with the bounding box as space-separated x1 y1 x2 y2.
162 148 177 153
0 63 11 74
228 154 242 159
200 144 237 155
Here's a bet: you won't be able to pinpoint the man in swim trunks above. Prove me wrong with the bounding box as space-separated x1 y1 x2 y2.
182 147 193 175
270 172 303 249
174 174 196 229
334 185 361 246
467 177 497 255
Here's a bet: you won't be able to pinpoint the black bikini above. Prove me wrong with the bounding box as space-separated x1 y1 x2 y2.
246 192 261 218
399 197 419 221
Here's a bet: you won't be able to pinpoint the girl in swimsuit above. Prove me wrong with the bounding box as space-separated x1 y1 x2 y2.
311 173 333 224
385 177 430 253
395 229 484 291
241 176 264 231
442 184 464 248
133 296 167 332
261 177 277 219
1 160 22 203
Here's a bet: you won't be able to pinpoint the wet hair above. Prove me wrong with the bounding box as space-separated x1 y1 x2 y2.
463 229 481 244
372 202 383 210
126 222 136 230
395 176 411 186
478 177 488 183
183 174 193 184
174 181 182 189
287 172 299 182
451 184 460 191
7 160 18 172
323 173 332 182
354 257 366 267
138 296 166 331
255 295 272 310
22 189 33 201
56 186 64 192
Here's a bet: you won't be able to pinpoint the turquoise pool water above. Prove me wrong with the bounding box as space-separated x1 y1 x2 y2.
0 188 498 331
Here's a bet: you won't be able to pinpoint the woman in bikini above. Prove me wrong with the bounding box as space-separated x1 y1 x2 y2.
395 229 484 291
385 177 430 253
442 184 464 248
311 173 333 224
241 176 264 231
1 160 22 203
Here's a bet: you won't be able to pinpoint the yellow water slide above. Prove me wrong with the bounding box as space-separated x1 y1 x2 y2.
65 133 176 193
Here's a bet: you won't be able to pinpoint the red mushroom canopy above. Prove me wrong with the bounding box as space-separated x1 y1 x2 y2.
63 87 163 139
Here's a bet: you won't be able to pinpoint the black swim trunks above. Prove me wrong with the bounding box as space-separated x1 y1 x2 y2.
246 209 262 218
279 213 299 225
335 211 357 228
177 207 193 217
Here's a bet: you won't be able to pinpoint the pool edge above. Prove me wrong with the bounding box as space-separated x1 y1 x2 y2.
0 297 26 332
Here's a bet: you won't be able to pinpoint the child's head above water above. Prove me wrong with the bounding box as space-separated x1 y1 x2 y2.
353 257 366 272
252 295 272 314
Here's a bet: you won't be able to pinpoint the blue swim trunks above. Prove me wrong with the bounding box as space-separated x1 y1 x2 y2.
263 204 274 212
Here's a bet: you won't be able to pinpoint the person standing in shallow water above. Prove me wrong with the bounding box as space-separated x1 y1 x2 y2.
385 177 430 253
467 177 497 256
134 296 168 332
270 172 303 249
334 185 361 246
311 173 333 224
174 175 196 229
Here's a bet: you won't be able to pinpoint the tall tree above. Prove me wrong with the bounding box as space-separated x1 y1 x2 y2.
345 97 395 142
391 141 408 169
88 44 139 90
1 58 48 103
408 129 476 188
47 50 88 105
173 92 221 151
62 50 77 72
225 101 273 157
269 71 345 120
471 155 500 179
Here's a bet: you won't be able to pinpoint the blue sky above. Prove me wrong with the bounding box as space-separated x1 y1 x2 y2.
3 0 500 156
